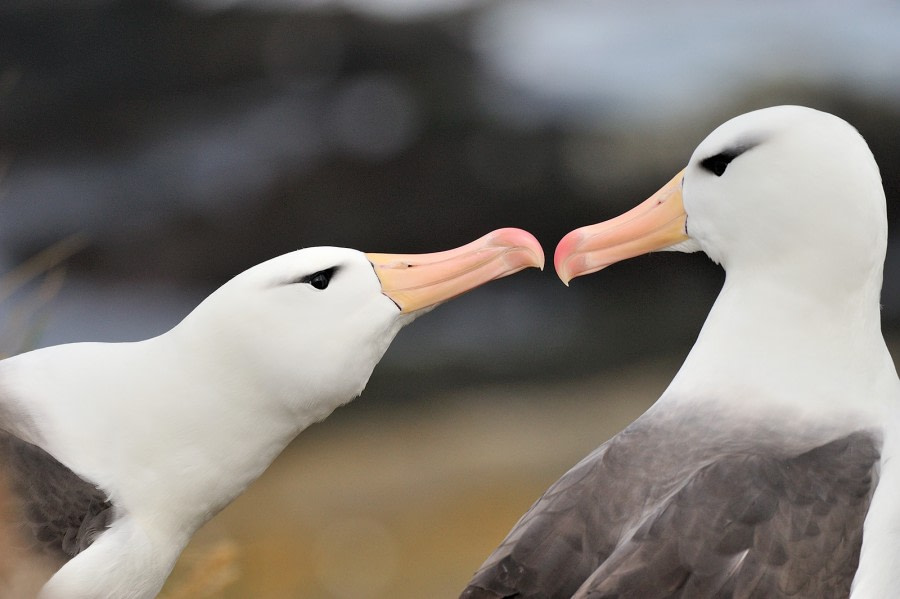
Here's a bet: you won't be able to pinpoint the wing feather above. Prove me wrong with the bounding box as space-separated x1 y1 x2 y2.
462 421 878 599
0 429 113 563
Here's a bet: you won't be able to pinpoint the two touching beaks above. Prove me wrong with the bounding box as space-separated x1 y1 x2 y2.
367 169 687 309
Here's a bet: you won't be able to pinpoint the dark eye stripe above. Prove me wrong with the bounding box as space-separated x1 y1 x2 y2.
291 267 338 289
700 142 759 177
700 151 738 176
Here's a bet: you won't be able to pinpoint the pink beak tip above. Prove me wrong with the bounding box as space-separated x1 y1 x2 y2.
554 229 583 280
487 227 546 270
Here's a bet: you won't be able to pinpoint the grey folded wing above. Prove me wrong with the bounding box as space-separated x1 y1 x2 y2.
0 429 113 564
461 430 879 599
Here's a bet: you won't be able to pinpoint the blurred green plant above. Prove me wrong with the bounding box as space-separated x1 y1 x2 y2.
0 233 87 358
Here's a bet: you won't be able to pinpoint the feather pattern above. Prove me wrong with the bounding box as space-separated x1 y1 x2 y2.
463 414 878 599
0 429 113 563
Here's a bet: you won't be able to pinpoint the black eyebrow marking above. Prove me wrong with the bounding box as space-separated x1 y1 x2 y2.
700 142 759 177
284 266 339 286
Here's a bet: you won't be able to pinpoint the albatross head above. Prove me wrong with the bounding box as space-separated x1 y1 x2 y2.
555 105 887 296
171 228 544 423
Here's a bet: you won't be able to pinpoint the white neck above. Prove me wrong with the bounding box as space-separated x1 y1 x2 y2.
0 330 337 547
663 266 897 429
1 334 314 598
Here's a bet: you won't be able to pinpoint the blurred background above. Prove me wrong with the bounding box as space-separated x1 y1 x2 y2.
3 0 900 596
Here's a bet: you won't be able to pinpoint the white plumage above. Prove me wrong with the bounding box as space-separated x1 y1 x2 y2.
0 230 544 598
465 106 900 598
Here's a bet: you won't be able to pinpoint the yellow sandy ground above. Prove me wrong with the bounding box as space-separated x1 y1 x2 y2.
161 359 673 598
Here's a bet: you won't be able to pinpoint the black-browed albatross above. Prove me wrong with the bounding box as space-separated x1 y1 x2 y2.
0 227 544 599
461 106 900 598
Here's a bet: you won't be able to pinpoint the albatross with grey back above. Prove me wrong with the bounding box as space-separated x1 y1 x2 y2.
461 106 900 598
0 227 544 599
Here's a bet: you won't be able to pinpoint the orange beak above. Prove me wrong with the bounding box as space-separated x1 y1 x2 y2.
554 169 689 284
367 228 544 313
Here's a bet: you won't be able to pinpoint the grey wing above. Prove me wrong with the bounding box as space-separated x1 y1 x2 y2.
574 432 878 599
461 430 879 599
0 429 114 563
461 424 660 599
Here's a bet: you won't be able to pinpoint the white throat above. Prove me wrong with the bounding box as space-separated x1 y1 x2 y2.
0 318 399 599
663 263 896 429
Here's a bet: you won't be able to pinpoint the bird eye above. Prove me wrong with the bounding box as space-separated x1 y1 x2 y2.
700 151 737 177
309 272 329 290
699 142 759 178
299 268 336 290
